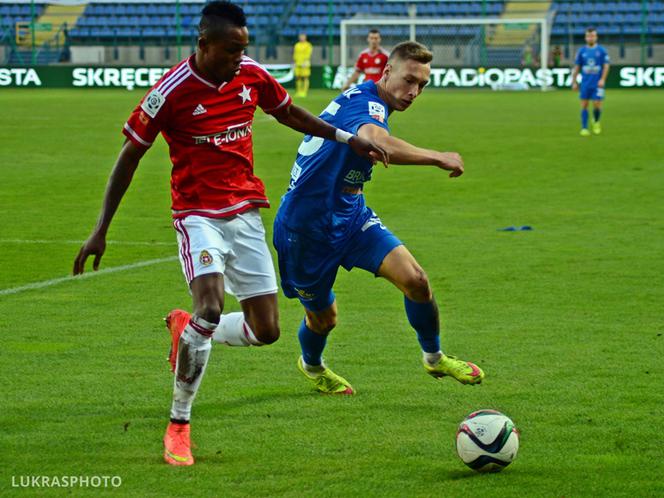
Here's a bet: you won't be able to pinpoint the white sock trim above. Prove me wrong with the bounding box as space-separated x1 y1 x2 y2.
301 357 325 373
242 321 263 346
188 314 218 337
212 312 263 346
423 351 443 366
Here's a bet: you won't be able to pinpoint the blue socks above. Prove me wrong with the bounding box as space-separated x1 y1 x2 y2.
299 297 441 365
404 296 440 353
298 319 327 366
581 109 589 129
593 108 601 123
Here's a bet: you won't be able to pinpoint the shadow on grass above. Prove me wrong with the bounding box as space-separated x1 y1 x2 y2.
443 466 528 481
196 389 336 413
444 468 487 480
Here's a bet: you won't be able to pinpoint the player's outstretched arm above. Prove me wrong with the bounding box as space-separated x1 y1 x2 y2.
73 140 146 275
358 123 463 177
271 104 389 166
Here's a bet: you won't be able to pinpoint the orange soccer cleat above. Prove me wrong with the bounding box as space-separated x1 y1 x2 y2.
164 309 191 372
163 422 194 466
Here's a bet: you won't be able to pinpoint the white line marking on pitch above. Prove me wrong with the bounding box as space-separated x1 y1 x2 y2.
0 239 175 246
0 256 179 297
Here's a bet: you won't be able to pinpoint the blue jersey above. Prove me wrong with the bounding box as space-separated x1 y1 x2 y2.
276 80 390 245
575 44 610 88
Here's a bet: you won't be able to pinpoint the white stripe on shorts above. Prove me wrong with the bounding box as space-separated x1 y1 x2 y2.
173 219 194 282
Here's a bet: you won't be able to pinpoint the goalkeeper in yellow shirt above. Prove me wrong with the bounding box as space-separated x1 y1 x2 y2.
293 32 313 97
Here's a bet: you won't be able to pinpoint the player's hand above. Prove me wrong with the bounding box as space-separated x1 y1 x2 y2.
572 82 579 91
348 135 389 167
73 231 107 275
598 80 605 88
436 152 464 177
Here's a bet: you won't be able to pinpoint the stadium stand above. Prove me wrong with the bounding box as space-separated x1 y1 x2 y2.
1 1 663 64
3 1 663 44
552 1 664 36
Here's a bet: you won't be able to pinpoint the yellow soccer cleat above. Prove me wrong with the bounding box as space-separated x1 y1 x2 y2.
592 121 602 135
580 128 591 137
163 422 194 466
297 356 355 395
423 354 484 385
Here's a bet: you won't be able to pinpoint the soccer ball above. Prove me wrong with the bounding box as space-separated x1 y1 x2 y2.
456 409 519 472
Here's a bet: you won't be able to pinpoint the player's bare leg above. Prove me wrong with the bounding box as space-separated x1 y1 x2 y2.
297 302 354 394
240 293 280 343
164 273 223 466
377 245 484 385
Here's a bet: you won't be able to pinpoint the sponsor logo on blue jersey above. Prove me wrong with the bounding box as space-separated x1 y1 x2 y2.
276 81 391 243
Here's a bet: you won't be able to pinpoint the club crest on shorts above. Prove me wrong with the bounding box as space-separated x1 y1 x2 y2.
199 250 213 266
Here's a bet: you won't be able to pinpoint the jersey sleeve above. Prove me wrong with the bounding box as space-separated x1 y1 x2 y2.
342 94 390 135
574 49 583 66
123 87 170 148
602 48 610 65
256 68 292 114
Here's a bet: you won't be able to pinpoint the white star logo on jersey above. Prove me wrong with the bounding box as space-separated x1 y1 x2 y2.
238 84 252 104
192 104 207 116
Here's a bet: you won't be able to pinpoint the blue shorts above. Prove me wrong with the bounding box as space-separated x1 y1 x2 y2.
579 85 605 101
273 213 402 311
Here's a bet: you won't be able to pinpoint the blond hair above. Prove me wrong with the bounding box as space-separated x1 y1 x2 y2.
388 41 433 64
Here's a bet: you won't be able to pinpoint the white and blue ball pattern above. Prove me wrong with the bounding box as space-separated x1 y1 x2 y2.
456 409 519 472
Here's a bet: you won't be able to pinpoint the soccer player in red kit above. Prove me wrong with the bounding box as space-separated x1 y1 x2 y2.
73 1 386 467
341 29 389 91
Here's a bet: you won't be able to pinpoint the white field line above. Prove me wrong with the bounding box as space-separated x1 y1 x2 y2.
0 239 175 246
0 256 179 297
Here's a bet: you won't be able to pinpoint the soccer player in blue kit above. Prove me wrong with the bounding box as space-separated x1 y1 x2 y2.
571 27 610 136
273 41 485 394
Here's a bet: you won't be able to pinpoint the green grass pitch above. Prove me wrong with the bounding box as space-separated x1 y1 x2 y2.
0 87 663 497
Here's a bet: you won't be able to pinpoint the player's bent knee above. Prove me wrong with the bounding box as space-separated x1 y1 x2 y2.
403 268 432 302
316 320 336 335
253 322 280 345
196 303 222 325
246 312 280 344
306 312 337 335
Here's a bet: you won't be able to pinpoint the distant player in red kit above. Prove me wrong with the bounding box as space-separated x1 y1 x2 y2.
73 1 386 467
342 29 389 91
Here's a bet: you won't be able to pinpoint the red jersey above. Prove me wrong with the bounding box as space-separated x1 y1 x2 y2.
123 54 292 219
355 48 389 82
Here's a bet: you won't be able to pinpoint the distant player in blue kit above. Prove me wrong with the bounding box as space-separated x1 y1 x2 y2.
571 27 610 136
273 41 485 394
